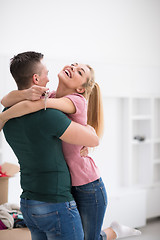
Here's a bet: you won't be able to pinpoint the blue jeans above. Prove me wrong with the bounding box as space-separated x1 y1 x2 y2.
20 198 84 240
72 178 108 240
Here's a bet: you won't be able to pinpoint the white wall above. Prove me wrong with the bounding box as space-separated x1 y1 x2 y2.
0 0 160 65
0 0 160 226
1 0 160 95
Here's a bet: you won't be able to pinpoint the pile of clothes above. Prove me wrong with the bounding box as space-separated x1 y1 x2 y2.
0 203 26 230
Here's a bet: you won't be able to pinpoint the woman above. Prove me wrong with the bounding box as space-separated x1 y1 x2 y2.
0 63 141 240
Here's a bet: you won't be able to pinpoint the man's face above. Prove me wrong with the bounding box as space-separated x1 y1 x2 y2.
37 60 49 87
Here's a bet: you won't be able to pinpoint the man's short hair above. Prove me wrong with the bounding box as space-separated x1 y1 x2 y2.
10 51 44 90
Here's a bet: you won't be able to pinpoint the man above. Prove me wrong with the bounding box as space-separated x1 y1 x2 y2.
2 51 99 240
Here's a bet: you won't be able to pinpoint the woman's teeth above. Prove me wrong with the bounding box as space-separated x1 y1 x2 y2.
65 69 71 78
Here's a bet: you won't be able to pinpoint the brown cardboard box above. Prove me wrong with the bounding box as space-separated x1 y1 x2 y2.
0 162 20 205
0 162 31 240
1 162 20 177
0 177 9 205
0 228 31 240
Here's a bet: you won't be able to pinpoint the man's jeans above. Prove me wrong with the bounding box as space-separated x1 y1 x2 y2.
72 178 108 240
20 198 84 240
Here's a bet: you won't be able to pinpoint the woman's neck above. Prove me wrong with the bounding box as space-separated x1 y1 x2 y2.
56 83 75 98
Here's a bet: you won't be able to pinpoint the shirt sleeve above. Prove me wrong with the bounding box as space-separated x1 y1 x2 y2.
39 109 71 138
64 93 86 115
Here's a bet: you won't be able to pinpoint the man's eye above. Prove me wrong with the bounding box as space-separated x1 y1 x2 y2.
78 71 82 76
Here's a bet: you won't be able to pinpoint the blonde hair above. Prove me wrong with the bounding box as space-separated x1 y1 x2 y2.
82 65 104 138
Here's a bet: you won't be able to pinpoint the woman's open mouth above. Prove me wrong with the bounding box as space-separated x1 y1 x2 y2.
64 69 72 78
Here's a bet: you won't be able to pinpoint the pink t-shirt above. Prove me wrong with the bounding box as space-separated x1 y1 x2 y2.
49 90 100 186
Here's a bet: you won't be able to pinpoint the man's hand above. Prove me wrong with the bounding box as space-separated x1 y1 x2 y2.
1 86 49 107
80 146 89 157
25 85 49 101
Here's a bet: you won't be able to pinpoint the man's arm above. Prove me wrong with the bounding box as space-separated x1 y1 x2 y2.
38 107 99 148
1 85 48 107
60 122 99 147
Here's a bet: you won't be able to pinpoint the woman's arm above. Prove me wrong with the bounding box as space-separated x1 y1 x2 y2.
1 85 49 107
0 97 76 131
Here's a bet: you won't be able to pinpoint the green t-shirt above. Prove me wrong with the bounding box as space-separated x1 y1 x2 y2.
3 109 73 203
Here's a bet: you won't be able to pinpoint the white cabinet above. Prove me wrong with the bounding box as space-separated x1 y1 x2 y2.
146 186 160 218
119 97 160 189
129 98 153 187
103 188 146 228
120 96 160 220
153 99 160 185
100 96 160 226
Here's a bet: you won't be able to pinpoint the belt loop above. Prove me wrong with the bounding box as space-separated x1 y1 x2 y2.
69 200 76 208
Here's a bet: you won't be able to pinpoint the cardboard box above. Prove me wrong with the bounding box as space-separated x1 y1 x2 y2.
0 162 20 205
0 228 31 240
0 162 20 178
0 162 31 239
0 177 9 205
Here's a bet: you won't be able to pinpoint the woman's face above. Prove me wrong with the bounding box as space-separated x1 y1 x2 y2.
58 63 91 91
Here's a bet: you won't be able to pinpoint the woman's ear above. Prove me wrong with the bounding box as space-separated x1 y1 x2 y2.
32 74 39 85
76 88 85 94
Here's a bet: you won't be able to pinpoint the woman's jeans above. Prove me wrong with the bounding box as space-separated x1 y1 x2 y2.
20 198 84 240
72 178 108 240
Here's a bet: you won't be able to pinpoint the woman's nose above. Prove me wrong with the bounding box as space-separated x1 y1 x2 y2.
71 65 76 71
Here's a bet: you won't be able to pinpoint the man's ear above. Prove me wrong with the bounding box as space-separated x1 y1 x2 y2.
32 74 39 85
76 88 85 94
